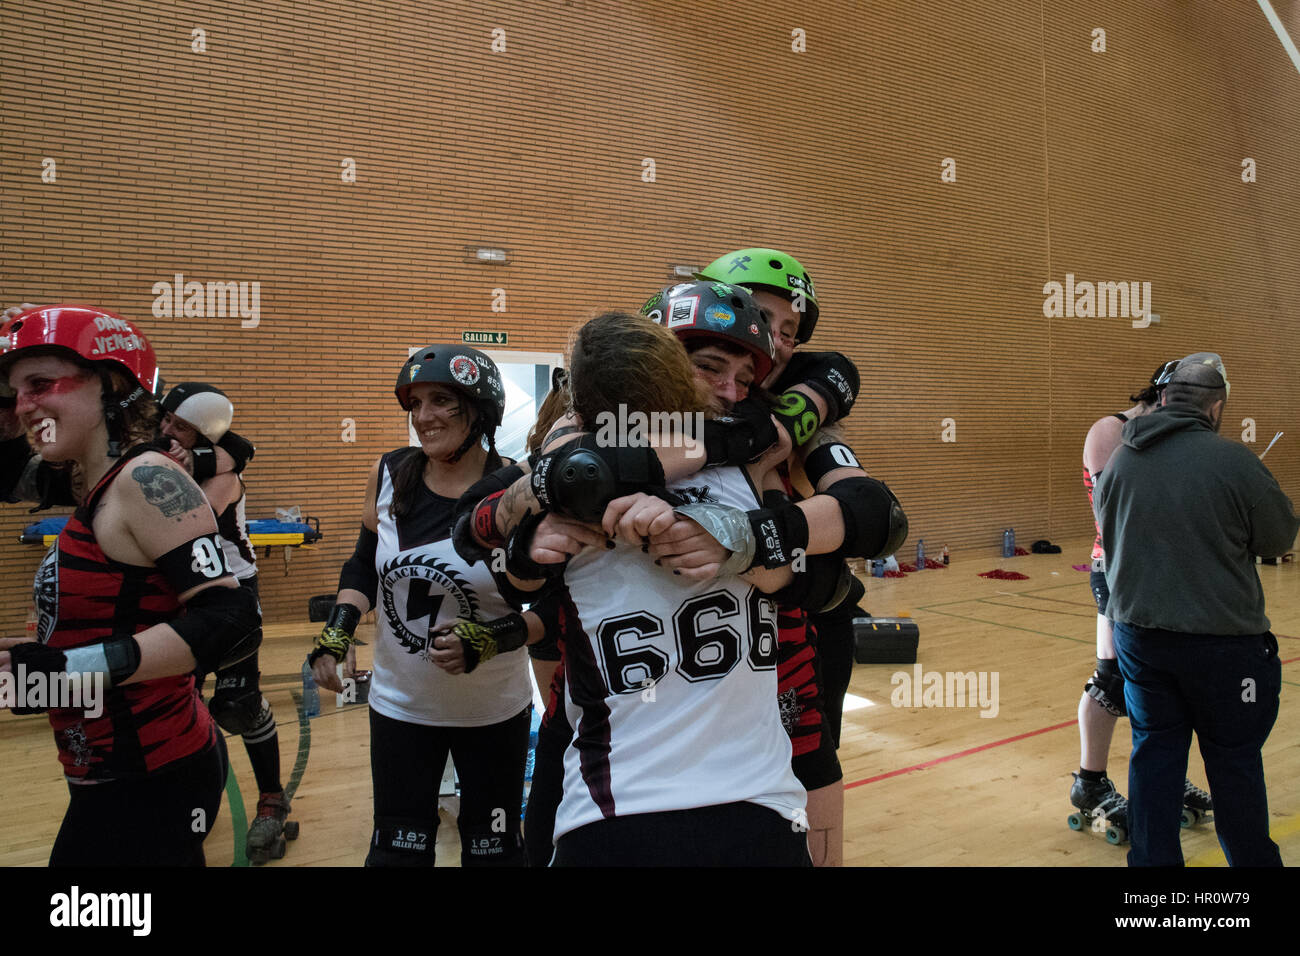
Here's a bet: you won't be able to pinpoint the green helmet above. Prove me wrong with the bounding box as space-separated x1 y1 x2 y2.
697 247 820 343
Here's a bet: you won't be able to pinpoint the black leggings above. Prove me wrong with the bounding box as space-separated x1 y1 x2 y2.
553 802 813 867
50 735 228 867
523 710 570 867
367 706 531 866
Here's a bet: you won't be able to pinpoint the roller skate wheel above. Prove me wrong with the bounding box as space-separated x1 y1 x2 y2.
1067 812 1085 831
1106 825 1127 845
248 846 269 865
285 820 300 840
1180 808 1199 828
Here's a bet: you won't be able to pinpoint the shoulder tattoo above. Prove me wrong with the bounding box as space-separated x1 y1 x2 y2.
131 464 207 519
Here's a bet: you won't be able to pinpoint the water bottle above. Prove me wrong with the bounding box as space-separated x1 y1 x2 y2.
872 557 885 577
942 545 950 566
301 659 320 719
915 538 925 570
1002 528 1015 558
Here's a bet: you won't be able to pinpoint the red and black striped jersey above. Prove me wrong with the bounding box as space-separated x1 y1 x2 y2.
38 446 215 782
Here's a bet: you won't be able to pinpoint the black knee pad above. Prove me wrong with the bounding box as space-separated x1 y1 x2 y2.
458 820 524 867
209 688 269 736
366 817 438 867
208 660 268 735
1089 570 1109 615
1084 657 1126 717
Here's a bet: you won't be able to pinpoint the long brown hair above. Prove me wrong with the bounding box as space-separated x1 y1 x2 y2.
567 311 710 425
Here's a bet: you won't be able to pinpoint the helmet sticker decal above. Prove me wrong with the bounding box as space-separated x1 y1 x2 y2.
703 303 735 330
408 364 421 381
450 355 480 385
667 295 699 329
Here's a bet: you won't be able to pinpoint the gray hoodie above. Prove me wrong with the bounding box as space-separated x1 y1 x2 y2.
1095 401 1299 635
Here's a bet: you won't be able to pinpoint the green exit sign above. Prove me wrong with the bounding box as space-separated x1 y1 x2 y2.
463 330 507 345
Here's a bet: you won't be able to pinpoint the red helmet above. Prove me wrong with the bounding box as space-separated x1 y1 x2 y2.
0 304 161 395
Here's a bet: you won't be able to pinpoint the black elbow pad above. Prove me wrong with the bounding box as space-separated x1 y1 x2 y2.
769 553 852 613
217 430 256 473
172 584 262 674
823 477 908 560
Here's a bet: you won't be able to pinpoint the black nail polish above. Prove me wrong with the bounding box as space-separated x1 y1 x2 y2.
672 569 681 576
641 543 649 553
605 539 615 549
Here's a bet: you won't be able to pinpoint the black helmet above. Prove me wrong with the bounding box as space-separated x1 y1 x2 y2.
396 345 506 459
639 280 775 382
160 382 234 444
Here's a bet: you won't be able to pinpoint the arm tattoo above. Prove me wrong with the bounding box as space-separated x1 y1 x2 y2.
131 464 207 518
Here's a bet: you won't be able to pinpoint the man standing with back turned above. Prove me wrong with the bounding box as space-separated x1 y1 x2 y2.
1096 352 1298 866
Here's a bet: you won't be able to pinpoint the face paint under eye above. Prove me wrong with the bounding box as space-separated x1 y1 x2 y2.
16 374 89 402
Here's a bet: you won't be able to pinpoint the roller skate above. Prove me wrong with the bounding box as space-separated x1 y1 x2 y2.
1181 779 1213 828
1067 773 1129 845
246 790 300 864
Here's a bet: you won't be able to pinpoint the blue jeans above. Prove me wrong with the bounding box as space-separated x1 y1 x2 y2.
1113 623 1282 867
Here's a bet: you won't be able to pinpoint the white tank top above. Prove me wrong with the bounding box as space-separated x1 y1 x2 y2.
367 451 532 727
218 492 257 582
552 465 806 840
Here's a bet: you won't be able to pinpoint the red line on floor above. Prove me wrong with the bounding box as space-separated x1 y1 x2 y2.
1280 656 1300 665
844 719 1079 790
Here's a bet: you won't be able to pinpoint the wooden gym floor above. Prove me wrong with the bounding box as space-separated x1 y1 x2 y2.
2 533 1296 867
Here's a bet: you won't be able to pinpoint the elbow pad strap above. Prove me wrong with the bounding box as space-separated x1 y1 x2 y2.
803 442 862 487
339 524 380 601
172 584 262 673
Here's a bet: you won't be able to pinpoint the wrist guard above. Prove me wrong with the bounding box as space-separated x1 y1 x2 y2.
531 436 671 522
11 636 142 698
702 398 780 466
449 612 528 673
745 495 810 570
672 502 756 576
309 603 361 666
504 510 567 580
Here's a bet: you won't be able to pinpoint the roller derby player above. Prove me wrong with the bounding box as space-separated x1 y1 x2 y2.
309 346 534 866
1072 361 1212 845
0 305 260 865
159 382 296 864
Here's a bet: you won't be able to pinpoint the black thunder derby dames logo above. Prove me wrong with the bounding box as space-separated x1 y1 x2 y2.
35 544 59 644
379 553 480 657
